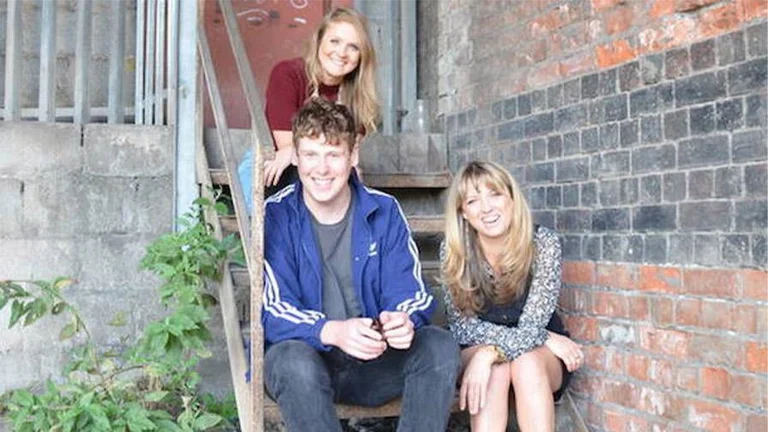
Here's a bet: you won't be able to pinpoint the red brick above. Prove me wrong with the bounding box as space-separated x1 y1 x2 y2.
565 315 599 341
675 0 720 12
699 299 733 330
604 347 626 375
699 367 731 399
559 50 596 77
741 0 768 20
683 268 739 298
675 297 701 327
651 297 675 326
596 38 638 68
687 399 741 431
627 295 650 321
604 5 636 35
639 265 681 293
746 414 768 432
592 0 626 12
593 291 628 318
636 386 668 416
730 373 767 409
732 303 758 334
550 23 590 55
700 3 743 37
584 345 605 371
745 342 768 373
528 61 562 88
690 333 742 367
603 409 628 432
741 269 768 301
638 326 690 357
598 263 637 289
627 353 650 381
563 261 596 286
675 365 698 391
650 0 676 18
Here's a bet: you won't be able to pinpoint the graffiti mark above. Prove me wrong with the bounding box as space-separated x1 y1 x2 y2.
237 8 270 25
290 0 308 10
294 17 307 24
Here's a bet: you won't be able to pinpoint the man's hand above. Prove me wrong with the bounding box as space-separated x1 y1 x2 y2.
378 311 415 350
544 331 584 372
320 318 387 361
459 346 497 415
264 146 295 187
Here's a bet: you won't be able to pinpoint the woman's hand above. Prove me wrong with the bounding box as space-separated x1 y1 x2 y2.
264 146 295 187
544 331 583 372
459 346 497 415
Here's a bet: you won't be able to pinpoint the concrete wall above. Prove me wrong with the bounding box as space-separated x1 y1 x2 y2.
0 122 173 393
421 0 767 430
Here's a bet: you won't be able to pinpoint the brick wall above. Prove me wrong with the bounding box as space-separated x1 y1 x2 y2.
422 0 768 430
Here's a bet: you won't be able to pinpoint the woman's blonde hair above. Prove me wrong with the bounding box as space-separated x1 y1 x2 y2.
442 161 535 315
303 7 380 135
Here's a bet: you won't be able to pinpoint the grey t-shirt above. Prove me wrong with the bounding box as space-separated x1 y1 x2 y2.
310 195 362 321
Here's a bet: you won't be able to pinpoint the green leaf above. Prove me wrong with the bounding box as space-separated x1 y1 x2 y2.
144 391 168 402
9 300 26 328
54 278 75 290
192 197 212 207
192 413 222 430
60 322 77 340
108 311 128 327
11 390 34 407
155 420 183 432
0 295 8 311
51 301 67 315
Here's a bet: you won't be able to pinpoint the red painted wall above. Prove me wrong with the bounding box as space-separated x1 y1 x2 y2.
204 0 354 129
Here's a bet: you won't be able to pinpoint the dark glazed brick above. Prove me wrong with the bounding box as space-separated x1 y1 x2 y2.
640 175 662 203
664 110 689 140
666 48 690 79
600 123 620 150
581 182 597 206
680 201 731 231
581 127 600 153
526 162 555 183
632 145 676 173
641 116 662 144
563 131 581 156
717 31 746 66
533 211 555 229
502 141 532 165
546 186 562 208
689 105 716 135
746 94 767 127
676 72 727 107
458 112 467 130
736 200 768 230
691 40 716 71
446 115 456 135
633 205 677 231
504 97 517 120
620 119 639 147
694 234 721 266
498 120 524 141
467 109 477 127
563 79 581 105
556 209 592 232
555 103 588 132
669 234 693 264
663 172 686 202
547 135 563 159
524 113 554 138
548 85 564 109
532 138 548 161
716 99 743 130
646 235 668 263
600 180 620 206
619 61 641 92
518 93 532 116
563 184 579 207
746 163 768 197
752 234 767 267
562 236 582 259
733 130 767 162
492 102 504 121
728 58 768 96
603 235 626 262
626 236 644 262
714 166 742 198
679 135 729 168
556 157 589 182
689 169 714 199
599 69 617 96
582 73 599 100
721 235 750 265
747 23 768 57
531 90 547 113
589 99 604 125
604 94 628 122
641 54 664 85
592 208 630 231
591 151 630 178
530 187 547 209
452 133 471 150
630 84 674 117
584 236 602 261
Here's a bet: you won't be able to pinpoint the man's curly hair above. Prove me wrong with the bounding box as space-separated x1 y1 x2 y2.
292 98 356 151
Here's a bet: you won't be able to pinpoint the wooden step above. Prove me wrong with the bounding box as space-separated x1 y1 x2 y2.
208 168 451 189
220 214 443 235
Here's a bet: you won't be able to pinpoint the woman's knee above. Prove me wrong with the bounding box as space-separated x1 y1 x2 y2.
509 350 550 389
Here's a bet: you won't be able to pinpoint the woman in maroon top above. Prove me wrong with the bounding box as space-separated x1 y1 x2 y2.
239 7 380 204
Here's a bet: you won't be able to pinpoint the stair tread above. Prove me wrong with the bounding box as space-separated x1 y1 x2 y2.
209 168 451 189
220 214 443 235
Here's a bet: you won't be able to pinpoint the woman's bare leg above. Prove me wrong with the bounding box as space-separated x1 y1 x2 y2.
508 346 563 432
460 346 511 432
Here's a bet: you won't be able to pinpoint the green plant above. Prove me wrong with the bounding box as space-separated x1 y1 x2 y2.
0 197 242 431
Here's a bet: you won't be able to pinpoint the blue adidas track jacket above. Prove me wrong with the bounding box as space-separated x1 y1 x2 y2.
262 174 435 351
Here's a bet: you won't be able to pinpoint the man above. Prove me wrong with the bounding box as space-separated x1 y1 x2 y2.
262 99 460 432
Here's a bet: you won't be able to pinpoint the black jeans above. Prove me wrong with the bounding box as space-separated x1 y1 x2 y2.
264 325 461 432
